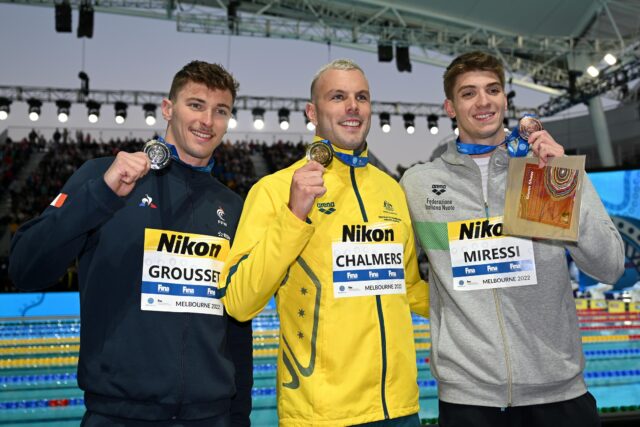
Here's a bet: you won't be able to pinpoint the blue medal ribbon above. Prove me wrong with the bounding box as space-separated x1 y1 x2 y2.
157 136 216 173
455 115 535 158
319 139 369 168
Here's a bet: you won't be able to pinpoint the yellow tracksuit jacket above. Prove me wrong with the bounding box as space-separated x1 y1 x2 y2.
221 141 429 426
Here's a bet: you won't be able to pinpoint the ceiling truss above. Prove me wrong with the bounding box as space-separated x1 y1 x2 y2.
3 0 640 115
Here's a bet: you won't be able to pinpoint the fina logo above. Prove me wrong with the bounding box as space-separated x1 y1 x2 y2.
139 194 157 208
432 184 446 196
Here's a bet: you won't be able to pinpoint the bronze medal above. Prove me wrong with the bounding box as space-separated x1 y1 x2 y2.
143 139 171 170
518 116 543 141
306 141 333 167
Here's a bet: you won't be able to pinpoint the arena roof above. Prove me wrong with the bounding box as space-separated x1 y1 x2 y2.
4 0 640 100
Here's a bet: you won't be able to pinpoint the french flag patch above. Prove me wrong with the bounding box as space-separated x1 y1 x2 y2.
50 193 68 208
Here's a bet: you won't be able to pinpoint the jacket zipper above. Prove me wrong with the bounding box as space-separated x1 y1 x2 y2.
493 290 513 406
350 165 389 419
176 315 189 416
176 172 195 416
484 158 513 406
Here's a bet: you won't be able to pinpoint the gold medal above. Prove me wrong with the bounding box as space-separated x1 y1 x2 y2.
143 139 171 170
306 141 333 167
518 116 543 141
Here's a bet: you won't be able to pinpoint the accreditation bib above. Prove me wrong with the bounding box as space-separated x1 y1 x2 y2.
448 216 537 291
140 229 229 315
332 241 406 298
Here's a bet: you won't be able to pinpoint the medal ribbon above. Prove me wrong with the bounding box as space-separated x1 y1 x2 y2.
157 136 216 173
319 139 369 168
455 114 538 158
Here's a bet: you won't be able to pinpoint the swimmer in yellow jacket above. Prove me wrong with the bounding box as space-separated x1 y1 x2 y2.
221 59 429 426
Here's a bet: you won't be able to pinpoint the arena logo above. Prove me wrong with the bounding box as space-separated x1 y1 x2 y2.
432 184 446 196
317 201 336 215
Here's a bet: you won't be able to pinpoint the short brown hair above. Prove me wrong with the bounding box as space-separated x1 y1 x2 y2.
443 51 505 99
168 60 239 103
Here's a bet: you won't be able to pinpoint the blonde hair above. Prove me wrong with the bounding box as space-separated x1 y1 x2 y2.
310 59 366 101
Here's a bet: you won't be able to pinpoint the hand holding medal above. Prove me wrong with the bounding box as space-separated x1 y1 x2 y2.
521 117 564 168
287 141 330 221
517 116 543 141
103 151 151 197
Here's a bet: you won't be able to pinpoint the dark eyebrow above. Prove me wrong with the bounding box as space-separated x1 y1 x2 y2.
456 85 476 93
185 97 231 111
457 82 501 94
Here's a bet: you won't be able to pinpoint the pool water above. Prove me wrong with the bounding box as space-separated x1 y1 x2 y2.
1 309 640 426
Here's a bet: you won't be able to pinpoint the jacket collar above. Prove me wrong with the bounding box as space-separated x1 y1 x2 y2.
442 138 509 171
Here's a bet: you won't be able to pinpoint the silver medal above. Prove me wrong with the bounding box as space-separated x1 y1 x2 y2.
143 139 171 170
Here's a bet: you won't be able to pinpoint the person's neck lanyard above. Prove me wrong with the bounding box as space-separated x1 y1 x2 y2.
455 128 530 157
318 139 369 167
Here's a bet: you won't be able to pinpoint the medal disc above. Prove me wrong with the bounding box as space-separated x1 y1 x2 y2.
307 142 333 167
143 139 171 170
518 116 543 141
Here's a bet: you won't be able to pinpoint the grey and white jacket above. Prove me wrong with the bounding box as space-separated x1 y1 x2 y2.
400 141 624 407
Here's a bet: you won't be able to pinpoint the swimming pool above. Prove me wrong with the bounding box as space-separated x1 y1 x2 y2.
1 307 640 426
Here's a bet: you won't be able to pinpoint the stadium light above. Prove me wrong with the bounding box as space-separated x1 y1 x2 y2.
278 107 290 130
586 65 600 78
403 113 415 134
86 100 100 123
228 108 238 129
114 101 127 124
379 112 391 133
252 107 265 130
143 103 157 126
304 112 315 131
0 98 12 121
78 71 90 96
56 100 71 123
427 114 439 135
604 53 617 66
27 99 42 122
